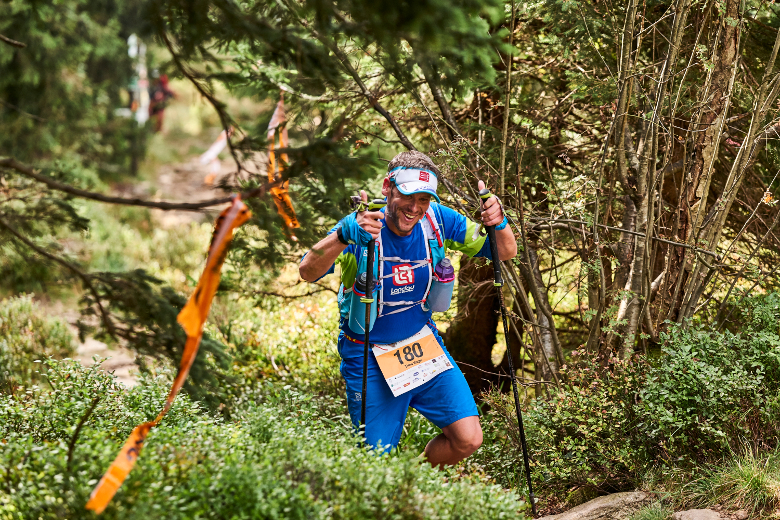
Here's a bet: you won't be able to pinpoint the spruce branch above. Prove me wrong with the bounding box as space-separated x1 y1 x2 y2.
326 44 418 152
279 0 417 153
418 64 461 141
0 99 46 122
0 216 115 337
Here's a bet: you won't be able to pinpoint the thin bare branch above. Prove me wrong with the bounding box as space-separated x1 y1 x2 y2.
0 157 275 211
0 34 25 48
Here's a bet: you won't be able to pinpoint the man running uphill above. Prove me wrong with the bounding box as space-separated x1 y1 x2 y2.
299 151 517 467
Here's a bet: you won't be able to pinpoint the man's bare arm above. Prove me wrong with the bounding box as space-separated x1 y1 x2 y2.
299 233 347 282
299 190 383 282
478 180 517 261
495 226 517 261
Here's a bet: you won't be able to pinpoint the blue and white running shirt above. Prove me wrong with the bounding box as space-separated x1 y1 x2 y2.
320 202 493 359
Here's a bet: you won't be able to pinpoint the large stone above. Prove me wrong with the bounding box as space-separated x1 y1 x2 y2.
671 510 723 520
538 491 651 520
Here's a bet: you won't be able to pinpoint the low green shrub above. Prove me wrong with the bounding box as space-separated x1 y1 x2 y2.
476 293 780 505
642 319 780 460
0 295 76 392
0 246 62 294
224 293 345 402
481 355 649 498
0 359 528 519
79 202 212 291
0 359 204 445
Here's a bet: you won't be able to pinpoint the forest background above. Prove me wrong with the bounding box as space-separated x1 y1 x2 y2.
4 0 780 518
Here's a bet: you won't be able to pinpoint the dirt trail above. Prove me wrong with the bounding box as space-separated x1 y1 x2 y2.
75 337 138 387
48 302 140 388
118 152 239 228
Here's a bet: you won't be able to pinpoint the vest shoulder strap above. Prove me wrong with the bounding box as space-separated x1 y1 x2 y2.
421 205 443 246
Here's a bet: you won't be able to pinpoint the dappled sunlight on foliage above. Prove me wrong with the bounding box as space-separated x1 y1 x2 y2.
1 359 528 519
0 295 76 392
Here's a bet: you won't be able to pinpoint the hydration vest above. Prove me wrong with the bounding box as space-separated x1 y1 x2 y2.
339 204 446 323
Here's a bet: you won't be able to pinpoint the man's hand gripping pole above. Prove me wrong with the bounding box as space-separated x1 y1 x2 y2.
349 196 387 439
480 188 537 517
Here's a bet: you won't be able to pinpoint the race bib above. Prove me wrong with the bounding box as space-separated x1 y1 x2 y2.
372 326 453 397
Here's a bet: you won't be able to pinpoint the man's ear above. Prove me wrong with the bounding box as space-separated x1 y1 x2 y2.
381 178 393 197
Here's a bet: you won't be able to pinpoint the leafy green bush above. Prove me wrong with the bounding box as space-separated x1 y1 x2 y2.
642 320 780 460
79 202 212 291
0 359 528 519
482 355 648 498
0 295 76 392
225 293 344 400
476 293 780 505
0 359 203 445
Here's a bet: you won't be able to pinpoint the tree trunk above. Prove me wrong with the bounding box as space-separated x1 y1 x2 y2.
515 245 562 380
443 254 499 395
662 0 740 321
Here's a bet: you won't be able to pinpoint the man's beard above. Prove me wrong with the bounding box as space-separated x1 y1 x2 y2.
387 206 417 234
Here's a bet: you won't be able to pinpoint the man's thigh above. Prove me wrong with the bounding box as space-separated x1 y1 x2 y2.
341 354 411 451
409 350 479 429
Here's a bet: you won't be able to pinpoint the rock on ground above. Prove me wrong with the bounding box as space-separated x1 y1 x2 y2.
538 491 651 520
671 510 723 520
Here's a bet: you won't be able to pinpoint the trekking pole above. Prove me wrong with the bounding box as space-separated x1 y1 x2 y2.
350 197 387 438
480 188 537 517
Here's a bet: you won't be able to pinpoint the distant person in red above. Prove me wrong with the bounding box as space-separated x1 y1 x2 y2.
148 73 176 132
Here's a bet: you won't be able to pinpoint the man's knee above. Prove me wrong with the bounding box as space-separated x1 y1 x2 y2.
451 422 483 456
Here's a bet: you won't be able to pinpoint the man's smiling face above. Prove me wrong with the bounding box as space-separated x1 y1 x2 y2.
381 178 432 236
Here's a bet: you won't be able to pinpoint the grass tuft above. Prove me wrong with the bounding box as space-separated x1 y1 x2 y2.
629 502 673 520
681 447 780 517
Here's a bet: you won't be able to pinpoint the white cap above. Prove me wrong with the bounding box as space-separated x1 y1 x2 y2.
387 166 440 202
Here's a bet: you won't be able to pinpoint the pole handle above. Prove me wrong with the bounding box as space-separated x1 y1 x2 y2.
350 196 387 213
479 188 503 287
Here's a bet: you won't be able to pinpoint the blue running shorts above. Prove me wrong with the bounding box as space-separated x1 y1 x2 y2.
339 325 479 451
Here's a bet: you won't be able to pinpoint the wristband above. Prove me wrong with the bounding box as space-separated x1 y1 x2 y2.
336 227 349 245
336 212 373 246
495 216 508 231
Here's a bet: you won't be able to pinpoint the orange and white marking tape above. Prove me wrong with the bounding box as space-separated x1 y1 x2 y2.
85 197 251 514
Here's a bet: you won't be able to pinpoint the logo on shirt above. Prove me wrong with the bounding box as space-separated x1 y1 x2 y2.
419 171 430 182
392 264 414 286
390 285 414 296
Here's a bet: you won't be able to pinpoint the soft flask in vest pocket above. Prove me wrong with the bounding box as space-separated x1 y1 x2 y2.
425 258 456 312
349 271 377 333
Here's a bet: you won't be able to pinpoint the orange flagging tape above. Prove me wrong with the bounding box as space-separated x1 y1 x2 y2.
85 197 251 514
267 92 300 238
